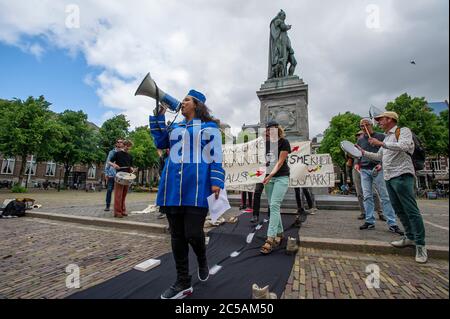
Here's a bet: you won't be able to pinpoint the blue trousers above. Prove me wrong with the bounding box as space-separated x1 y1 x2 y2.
105 177 115 208
360 169 397 226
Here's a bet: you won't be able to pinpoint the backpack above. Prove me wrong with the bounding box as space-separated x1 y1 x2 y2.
0 200 27 218
395 127 426 171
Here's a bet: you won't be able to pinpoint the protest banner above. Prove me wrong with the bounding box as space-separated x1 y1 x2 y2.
223 138 334 189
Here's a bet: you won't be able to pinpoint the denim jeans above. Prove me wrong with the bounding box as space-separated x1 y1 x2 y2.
353 168 382 214
360 169 397 226
265 176 289 237
105 177 115 208
386 174 426 246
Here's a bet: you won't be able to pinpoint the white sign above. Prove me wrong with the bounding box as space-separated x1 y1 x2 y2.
222 138 334 188
289 153 335 188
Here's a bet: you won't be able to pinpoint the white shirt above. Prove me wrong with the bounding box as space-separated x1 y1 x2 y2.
364 126 415 181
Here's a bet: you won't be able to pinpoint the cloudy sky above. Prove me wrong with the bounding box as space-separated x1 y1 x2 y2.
0 0 448 137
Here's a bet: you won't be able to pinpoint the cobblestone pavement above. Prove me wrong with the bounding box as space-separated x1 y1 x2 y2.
1 191 447 246
282 247 449 299
1 189 162 224
297 199 448 247
0 190 240 225
0 217 171 299
0 217 448 299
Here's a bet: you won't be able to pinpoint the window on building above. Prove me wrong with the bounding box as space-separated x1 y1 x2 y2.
46 161 57 177
88 165 96 179
25 158 37 176
430 159 442 171
1 158 15 175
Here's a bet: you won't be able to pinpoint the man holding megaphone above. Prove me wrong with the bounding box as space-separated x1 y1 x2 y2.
144 79 225 299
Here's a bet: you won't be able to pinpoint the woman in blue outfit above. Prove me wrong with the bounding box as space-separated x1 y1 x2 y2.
150 90 225 299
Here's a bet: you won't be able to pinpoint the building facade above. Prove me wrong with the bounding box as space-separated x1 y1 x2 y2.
0 154 104 189
416 156 449 190
0 153 164 190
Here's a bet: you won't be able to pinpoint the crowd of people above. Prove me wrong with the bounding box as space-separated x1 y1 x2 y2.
100 86 429 299
354 112 428 263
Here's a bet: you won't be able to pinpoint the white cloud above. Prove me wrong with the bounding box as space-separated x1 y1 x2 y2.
0 0 448 138
83 73 96 87
29 43 45 59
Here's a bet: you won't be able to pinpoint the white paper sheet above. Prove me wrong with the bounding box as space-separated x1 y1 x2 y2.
133 259 161 272
207 188 231 224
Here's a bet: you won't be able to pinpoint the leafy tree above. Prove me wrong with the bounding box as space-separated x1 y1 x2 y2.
319 112 362 183
99 115 130 157
440 108 449 129
128 126 159 185
236 129 258 144
0 99 9 110
439 109 449 156
51 110 99 187
0 96 61 186
385 93 447 156
88 129 108 167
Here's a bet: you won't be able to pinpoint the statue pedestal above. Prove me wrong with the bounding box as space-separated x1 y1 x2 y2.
257 76 309 142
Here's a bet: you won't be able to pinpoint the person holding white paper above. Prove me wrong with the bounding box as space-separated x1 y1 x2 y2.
208 186 231 224
149 89 225 299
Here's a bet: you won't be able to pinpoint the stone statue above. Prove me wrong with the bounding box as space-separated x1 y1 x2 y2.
268 10 297 79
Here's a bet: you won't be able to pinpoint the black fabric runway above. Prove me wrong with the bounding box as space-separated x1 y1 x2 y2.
68 212 299 299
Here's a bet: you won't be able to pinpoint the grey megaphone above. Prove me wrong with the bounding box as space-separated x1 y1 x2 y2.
135 73 181 113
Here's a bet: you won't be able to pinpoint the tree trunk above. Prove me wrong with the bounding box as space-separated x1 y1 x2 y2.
138 168 143 186
141 168 145 186
63 164 71 188
18 155 27 186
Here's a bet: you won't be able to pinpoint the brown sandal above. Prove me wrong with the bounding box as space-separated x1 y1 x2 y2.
260 238 276 254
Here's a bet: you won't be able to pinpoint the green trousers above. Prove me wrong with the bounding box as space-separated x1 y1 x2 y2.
265 176 289 238
386 174 426 246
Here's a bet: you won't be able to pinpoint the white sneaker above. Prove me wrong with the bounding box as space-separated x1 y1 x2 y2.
390 237 415 248
415 245 428 264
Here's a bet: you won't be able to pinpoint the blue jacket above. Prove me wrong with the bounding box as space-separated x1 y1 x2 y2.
104 149 117 178
150 115 225 208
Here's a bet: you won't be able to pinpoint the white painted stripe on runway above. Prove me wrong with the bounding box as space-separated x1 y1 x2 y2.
424 220 449 231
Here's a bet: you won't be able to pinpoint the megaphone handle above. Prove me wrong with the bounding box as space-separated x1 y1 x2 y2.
154 82 160 116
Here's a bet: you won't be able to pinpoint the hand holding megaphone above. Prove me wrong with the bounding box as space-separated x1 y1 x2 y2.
158 103 168 116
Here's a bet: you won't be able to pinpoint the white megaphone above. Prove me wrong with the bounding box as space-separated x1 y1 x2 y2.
135 73 181 115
